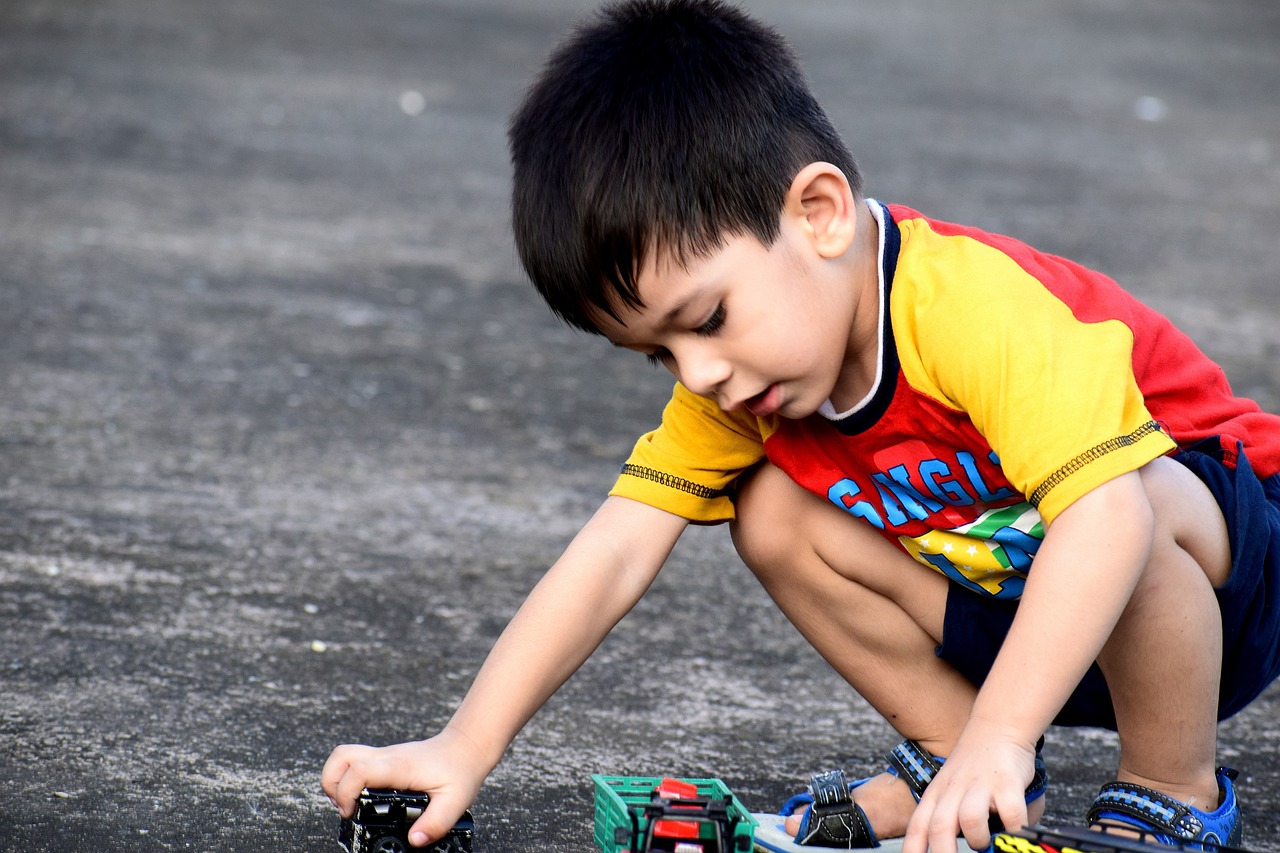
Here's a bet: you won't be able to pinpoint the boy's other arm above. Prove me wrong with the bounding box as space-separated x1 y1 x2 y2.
322 496 688 847
905 470 1156 853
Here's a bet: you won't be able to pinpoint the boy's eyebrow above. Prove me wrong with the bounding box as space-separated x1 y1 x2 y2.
640 292 704 338
607 283 713 347
661 295 698 326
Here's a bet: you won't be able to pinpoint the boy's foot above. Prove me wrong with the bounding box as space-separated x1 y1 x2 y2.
782 771 918 841
755 740 1047 850
1086 766 1242 849
780 772 1048 842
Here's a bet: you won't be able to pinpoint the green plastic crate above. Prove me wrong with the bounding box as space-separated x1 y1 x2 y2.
591 774 759 853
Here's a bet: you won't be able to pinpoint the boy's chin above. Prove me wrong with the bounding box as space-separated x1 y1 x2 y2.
757 395 825 422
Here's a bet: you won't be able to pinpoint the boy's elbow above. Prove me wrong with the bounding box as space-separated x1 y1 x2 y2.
572 496 687 584
1057 469 1157 547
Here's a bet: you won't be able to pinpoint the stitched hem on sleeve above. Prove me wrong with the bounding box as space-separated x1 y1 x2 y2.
1029 420 1168 509
618 463 730 500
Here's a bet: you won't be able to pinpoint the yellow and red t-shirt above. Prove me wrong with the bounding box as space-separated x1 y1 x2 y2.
610 202 1280 599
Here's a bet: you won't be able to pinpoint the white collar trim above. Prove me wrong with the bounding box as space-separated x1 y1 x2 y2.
817 198 887 421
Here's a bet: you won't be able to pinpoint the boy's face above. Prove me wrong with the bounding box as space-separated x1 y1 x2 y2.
599 214 864 419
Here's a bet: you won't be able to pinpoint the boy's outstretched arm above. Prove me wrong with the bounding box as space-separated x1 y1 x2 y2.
322 496 688 848
903 470 1157 853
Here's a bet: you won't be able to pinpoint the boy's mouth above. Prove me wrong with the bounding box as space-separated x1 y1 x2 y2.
743 384 782 418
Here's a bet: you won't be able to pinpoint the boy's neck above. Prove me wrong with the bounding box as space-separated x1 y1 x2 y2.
826 199 884 415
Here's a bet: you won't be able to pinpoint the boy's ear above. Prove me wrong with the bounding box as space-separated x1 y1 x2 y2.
785 162 858 259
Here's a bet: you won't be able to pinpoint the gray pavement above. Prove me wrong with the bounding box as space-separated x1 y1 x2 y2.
2 0 1279 849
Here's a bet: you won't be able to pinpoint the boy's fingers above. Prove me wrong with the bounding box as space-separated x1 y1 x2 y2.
987 793 1028 843
408 792 468 849
321 741 475 848
901 798 932 853
957 808 993 852
320 745 366 814
321 744 395 816
923 786 974 853
956 786 997 851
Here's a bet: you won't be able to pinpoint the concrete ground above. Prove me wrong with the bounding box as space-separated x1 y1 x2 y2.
2 0 1278 849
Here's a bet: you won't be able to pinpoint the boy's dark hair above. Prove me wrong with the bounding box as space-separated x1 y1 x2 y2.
508 0 861 334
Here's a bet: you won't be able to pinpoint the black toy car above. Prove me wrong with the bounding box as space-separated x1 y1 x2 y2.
338 789 474 853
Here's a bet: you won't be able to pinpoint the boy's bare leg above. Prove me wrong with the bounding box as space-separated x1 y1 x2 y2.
1095 457 1231 811
731 462 1044 836
731 456 1228 833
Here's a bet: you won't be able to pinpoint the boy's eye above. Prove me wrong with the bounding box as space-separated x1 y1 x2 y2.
645 348 673 368
694 304 726 336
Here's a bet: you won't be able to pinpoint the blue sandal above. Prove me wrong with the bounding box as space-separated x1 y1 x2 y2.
752 739 1048 850
1086 766 1243 848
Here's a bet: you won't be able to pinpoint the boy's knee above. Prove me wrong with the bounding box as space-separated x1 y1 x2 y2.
730 461 869 579
732 462 951 636
1136 457 1230 587
730 462 808 570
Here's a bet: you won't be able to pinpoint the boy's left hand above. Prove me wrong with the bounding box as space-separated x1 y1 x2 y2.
902 721 1038 853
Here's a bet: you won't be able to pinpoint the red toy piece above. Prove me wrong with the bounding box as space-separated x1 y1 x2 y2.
652 777 702 842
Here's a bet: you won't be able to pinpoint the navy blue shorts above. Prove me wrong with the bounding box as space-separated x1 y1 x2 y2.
935 440 1280 729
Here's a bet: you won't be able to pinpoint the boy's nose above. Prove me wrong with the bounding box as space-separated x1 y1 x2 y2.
674 344 731 399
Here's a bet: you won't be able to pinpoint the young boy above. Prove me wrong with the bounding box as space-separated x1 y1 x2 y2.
323 1 1280 849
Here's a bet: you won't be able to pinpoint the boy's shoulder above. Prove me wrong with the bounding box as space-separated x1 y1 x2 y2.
887 203 1132 316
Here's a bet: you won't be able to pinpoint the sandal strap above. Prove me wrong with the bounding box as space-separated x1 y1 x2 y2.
797 769 877 848
1086 771 1238 842
886 740 943 801
783 738 1050 846
1026 740 1049 804
886 738 1049 804
1087 781 1203 840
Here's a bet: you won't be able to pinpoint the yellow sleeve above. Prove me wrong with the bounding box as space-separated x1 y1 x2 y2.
893 222 1175 524
609 383 769 522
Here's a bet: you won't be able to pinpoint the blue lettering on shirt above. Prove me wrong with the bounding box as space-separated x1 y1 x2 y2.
828 453 1015 528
